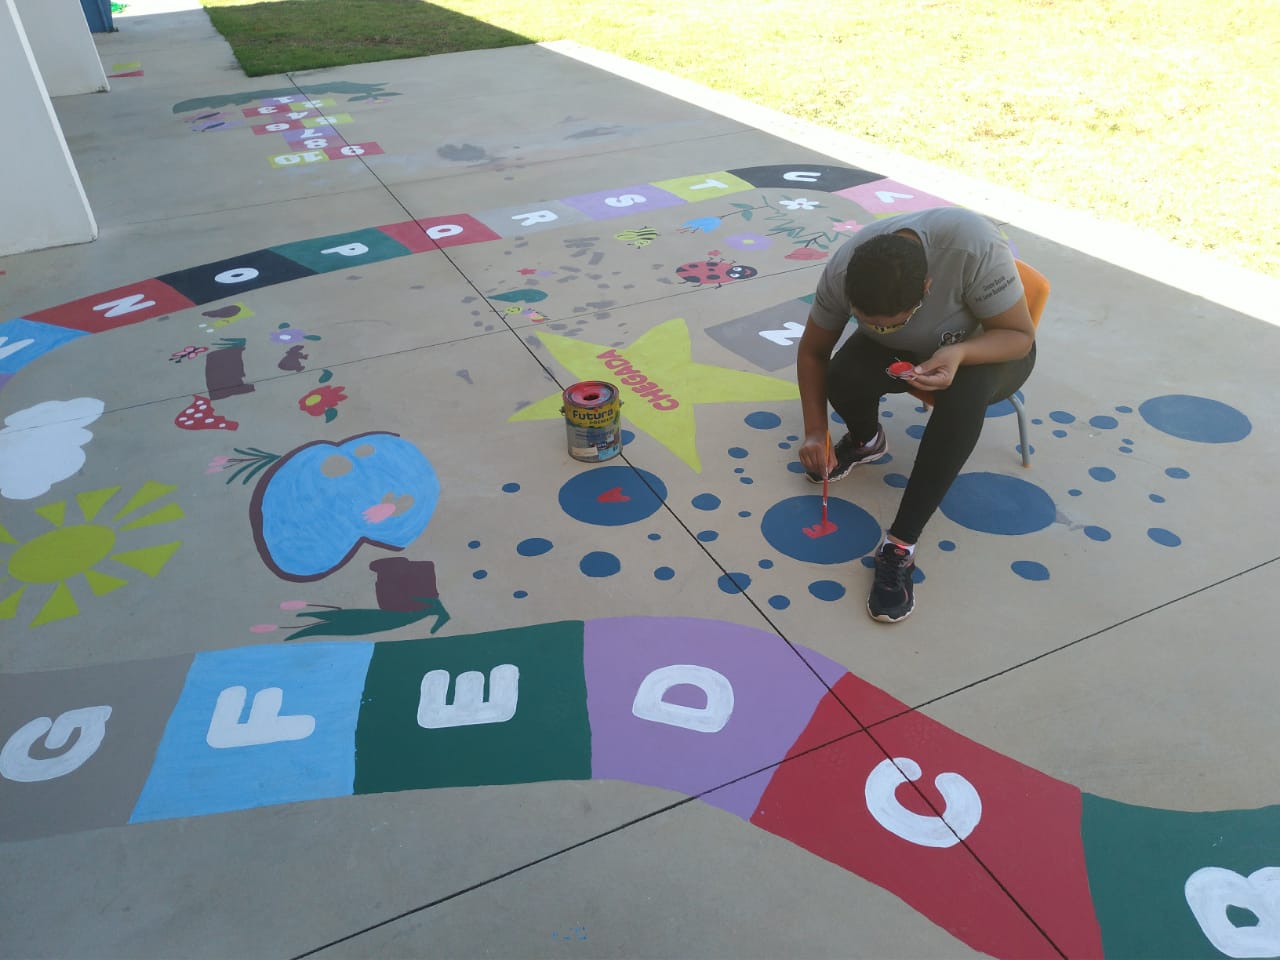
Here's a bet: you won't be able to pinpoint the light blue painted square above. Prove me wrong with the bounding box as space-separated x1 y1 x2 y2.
130 642 374 822
0 318 89 375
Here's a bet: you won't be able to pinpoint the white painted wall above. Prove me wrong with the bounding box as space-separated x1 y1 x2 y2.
0 0 97 257
13 0 108 96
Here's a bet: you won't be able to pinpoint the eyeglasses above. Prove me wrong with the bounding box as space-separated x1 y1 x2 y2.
860 300 923 335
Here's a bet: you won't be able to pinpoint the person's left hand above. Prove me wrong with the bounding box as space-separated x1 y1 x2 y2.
907 344 965 391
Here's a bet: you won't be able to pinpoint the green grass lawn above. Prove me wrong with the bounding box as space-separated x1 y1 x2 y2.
203 0 1279 279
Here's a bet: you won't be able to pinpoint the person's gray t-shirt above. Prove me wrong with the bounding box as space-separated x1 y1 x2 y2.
810 207 1024 355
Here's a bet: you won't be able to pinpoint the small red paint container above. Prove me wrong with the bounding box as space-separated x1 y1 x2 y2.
887 361 916 380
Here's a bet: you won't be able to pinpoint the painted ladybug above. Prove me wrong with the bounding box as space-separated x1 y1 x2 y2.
675 258 758 287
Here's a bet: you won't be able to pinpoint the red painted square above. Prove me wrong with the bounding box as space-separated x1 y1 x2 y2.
377 214 501 253
323 142 385 160
25 279 194 333
750 674 1065 959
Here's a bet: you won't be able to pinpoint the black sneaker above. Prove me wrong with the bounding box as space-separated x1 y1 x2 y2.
805 426 888 483
867 541 915 622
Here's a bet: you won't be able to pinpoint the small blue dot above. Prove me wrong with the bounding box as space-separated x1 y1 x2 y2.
1148 528 1182 547
758 559 774 569
786 462 807 474
1053 429 1067 438
768 595 791 610
739 476 754 485
884 473 909 488
734 467 745 474
915 405 928 414
1122 438 1134 445
502 482 521 493
786 435 799 442
468 540 481 549
621 430 635 445
745 411 782 429
860 556 877 569
718 572 751 594
906 424 926 439
1149 494 1165 503
728 447 749 459
1068 489 1082 497
692 493 721 511
881 411 894 418
697 530 719 542
808 580 846 601
1011 560 1050 581
513 590 528 599
1089 466 1116 482
1049 411 1075 424
581 551 622 577
1016 444 1034 456
654 566 675 580
831 412 845 424
939 540 956 551
738 510 751 518
1166 467 1190 479
911 568 925 584
879 454 893 463
1090 416 1118 430
648 532 661 540
516 537 554 557
778 442 792 449
1083 525 1111 541
473 569 488 579
1031 418 1043 425
1119 446 1133 454
1115 405 1132 413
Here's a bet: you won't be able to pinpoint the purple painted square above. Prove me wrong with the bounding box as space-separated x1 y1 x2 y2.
282 125 337 144
584 616 852 820
561 184 686 221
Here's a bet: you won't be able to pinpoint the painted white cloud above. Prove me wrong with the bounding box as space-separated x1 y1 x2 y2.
0 398 106 500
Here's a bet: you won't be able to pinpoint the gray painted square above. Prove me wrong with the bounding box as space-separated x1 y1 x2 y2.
704 297 813 370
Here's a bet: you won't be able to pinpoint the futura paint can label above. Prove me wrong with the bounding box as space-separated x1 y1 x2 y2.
561 381 622 463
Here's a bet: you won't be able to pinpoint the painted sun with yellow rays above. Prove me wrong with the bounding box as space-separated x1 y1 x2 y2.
0 481 183 628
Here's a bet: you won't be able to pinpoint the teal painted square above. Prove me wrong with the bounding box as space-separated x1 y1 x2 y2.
130 642 373 822
1080 793 1280 958
354 622 590 794
270 228 412 274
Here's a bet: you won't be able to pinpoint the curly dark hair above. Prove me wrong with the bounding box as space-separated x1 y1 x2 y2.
844 233 928 317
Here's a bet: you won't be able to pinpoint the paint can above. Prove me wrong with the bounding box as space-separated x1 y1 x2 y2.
561 381 622 463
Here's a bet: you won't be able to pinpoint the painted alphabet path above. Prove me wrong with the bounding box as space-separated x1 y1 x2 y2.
4 616 1278 959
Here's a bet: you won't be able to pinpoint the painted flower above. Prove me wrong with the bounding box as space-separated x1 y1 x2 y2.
271 327 308 344
298 385 347 416
679 216 721 233
726 233 771 250
778 198 820 211
205 455 232 475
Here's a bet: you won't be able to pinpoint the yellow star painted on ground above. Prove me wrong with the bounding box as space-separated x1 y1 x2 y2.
510 317 798 472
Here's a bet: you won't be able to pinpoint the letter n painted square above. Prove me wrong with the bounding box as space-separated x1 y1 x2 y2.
24 279 195 334
353 622 591 794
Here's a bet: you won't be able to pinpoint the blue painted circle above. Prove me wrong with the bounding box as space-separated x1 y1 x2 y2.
738 510 751 518
1011 560 1050 581
558 466 667 525
648 532 661 540
472 569 488 579
939 472 1056 536
939 540 956 551
906 424 926 440
580 551 621 576
654 566 675 580
1089 415 1118 430
786 462 807 475
1165 467 1190 479
1089 466 1116 482
697 530 719 542
1148 528 1182 547
502 482 521 493
985 391 1025 418
884 473 909 489
513 590 528 598
728 447 749 459
881 411 894 419
778 441 793 449
1119 446 1133 454
1139 395 1251 443
621 430 635 445
914 405 928 414
808 580 846 601
760 496 881 564
468 540 481 549
758 558 774 569
692 493 721 511
1115 405 1133 413
516 537 553 556
1149 494 1165 503
911 567 925 584
745 411 782 429
718 572 751 593
1122 438 1134 445
860 556 877 569
768 595 791 610
734 467 745 474
1032 418 1043 425
786 435 799 442
831 411 845 424
1052 429 1067 438
739 477 754 485
1049 411 1075 424
1068 488 1082 497
1083 525 1111 541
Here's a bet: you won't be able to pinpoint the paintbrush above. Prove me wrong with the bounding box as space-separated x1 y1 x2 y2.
822 431 831 526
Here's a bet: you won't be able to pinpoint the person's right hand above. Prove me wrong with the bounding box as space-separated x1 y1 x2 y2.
799 432 833 478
